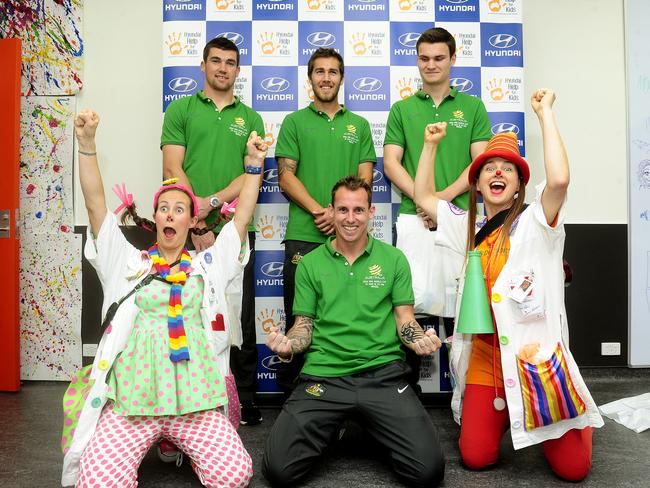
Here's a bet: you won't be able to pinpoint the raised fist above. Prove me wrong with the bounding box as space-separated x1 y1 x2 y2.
74 109 99 143
424 122 447 145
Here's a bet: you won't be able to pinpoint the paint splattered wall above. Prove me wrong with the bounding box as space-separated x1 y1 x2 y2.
1 1 84 380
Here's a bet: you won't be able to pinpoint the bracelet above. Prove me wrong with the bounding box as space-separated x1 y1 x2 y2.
244 165 262 174
277 350 293 363
78 150 97 156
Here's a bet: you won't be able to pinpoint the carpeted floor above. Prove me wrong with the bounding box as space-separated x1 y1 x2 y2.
1 368 648 487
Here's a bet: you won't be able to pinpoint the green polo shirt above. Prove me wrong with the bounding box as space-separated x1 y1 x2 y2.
161 92 264 231
275 103 376 243
384 87 491 212
293 235 414 377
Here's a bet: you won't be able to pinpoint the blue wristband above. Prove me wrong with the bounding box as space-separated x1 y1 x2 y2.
244 165 262 174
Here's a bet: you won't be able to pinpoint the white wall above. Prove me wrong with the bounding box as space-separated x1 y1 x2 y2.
75 0 628 225
523 0 627 223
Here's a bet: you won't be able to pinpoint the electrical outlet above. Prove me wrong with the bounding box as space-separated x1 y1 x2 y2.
601 342 621 356
83 343 98 357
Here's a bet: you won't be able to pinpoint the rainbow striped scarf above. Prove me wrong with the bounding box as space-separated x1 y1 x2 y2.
148 244 191 362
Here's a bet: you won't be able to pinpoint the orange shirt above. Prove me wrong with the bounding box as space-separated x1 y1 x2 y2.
465 227 510 388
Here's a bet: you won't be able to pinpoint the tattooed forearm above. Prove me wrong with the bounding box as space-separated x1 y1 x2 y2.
399 320 425 345
286 315 313 353
278 158 297 176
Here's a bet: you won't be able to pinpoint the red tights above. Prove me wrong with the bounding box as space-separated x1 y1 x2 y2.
459 384 593 482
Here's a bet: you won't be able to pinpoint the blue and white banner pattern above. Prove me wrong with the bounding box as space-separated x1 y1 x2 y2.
163 0 524 393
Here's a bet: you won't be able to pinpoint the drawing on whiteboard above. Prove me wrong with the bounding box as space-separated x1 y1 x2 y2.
638 160 650 189
632 139 650 153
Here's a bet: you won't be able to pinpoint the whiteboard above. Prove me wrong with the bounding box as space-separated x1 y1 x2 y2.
627 0 650 366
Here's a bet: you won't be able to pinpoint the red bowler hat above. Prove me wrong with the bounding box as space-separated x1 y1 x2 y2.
468 132 529 185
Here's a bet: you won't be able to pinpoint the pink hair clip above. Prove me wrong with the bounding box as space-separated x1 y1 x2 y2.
220 197 239 215
112 182 134 215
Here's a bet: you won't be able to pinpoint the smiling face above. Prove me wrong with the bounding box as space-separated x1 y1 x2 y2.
331 187 375 246
309 56 343 104
154 189 198 253
201 47 240 94
476 157 521 216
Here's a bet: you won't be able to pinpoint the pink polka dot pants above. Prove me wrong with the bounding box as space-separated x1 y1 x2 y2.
77 404 252 487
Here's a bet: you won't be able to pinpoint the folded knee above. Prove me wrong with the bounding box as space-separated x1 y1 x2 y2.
404 458 446 488
459 443 499 470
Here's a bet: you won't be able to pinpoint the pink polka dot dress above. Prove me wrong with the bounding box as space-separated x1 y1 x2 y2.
106 276 227 416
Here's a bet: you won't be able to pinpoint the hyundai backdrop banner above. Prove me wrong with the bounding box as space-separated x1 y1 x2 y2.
163 0 525 394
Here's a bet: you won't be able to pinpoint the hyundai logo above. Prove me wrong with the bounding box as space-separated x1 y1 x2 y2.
450 77 473 92
307 32 336 47
261 77 290 93
174 0 193 2
372 169 383 183
491 122 520 135
217 32 244 46
263 168 279 185
489 34 517 49
261 261 284 277
398 33 420 48
262 354 282 371
356 0 378 3
352 77 382 93
168 77 197 93
445 0 470 4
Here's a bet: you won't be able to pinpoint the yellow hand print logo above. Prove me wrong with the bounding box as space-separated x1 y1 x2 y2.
350 33 369 56
257 308 279 333
215 0 234 11
452 110 464 119
453 34 466 55
398 0 414 11
486 78 510 102
346 124 357 135
396 78 415 100
307 0 321 10
256 215 278 239
488 0 503 12
165 33 187 56
264 123 276 147
234 117 245 127
257 32 279 56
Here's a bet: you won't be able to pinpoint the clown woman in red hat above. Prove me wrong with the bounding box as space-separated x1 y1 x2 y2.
414 89 603 481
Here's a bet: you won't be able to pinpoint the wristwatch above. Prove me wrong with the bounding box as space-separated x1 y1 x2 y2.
209 195 222 209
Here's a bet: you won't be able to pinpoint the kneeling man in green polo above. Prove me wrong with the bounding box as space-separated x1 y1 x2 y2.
263 175 446 487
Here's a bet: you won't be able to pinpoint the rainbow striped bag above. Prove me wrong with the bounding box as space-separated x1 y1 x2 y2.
517 342 586 431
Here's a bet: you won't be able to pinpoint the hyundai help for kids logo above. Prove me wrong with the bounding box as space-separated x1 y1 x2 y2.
390 22 429 66
253 0 297 20
298 22 343 65
435 0 479 22
481 23 523 67
206 22 252 66
253 66 298 112
255 250 284 297
163 0 204 21
162 66 202 111
345 0 388 20
344 67 390 111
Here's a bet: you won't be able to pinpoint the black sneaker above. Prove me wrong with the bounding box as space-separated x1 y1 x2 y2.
240 401 263 426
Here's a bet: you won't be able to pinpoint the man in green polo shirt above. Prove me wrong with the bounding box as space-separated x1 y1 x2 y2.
276 48 376 389
262 176 445 487
160 37 264 428
384 27 492 386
